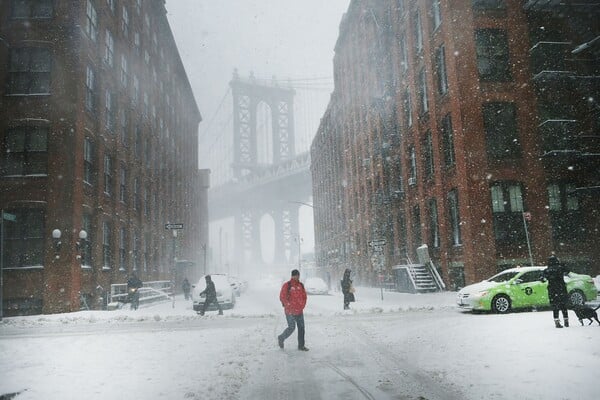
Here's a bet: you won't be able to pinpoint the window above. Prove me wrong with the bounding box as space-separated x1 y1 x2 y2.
103 155 113 196
423 130 434 179
106 0 115 13
104 30 114 67
483 102 520 159
414 11 423 53
435 45 448 95
8 47 51 94
133 177 140 210
132 75 139 104
120 55 128 87
134 32 141 55
547 183 583 241
2 208 45 268
412 205 422 244
121 6 129 38
85 0 97 42
119 227 127 271
404 88 412 127
135 0 141 14
119 165 127 203
490 182 526 244
2 126 48 175
133 230 140 271
11 0 53 19
85 65 95 111
475 29 510 82
431 0 441 31
418 68 429 114
84 137 94 185
472 0 506 11
134 126 142 158
408 146 417 184
428 198 440 248
440 114 455 167
81 214 92 267
102 221 111 269
105 90 114 130
144 187 149 217
120 108 129 146
448 189 462 246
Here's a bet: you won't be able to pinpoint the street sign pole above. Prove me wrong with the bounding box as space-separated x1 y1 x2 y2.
522 212 534 266
1 210 4 321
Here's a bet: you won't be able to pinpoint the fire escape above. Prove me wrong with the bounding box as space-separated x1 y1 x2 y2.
525 1 600 195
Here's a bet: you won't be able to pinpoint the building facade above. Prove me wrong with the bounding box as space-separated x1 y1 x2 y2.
311 0 599 289
0 0 207 316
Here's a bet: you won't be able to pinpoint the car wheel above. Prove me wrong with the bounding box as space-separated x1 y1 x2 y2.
491 294 511 314
569 290 585 306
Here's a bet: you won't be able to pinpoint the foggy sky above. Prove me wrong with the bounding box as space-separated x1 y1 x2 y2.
165 1 350 260
166 0 350 136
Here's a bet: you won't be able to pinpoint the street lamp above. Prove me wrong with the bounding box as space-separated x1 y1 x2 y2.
52 229 62 253
294 236 303 274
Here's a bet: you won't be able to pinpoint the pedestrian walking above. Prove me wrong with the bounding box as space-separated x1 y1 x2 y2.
277 269 309 351
182 278 191 300
199 275 223 316
543 255 570 328
341 268 355 310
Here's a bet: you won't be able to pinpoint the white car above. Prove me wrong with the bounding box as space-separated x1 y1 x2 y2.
304 277 329 295
192 274 236 312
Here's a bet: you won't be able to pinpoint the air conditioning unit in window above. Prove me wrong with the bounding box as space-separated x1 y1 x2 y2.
408 177 417 186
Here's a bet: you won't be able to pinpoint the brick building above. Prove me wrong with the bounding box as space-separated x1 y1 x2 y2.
311 0 599 289
0 0 208 315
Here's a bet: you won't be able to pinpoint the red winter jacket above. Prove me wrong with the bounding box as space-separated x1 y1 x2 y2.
279 279 307 315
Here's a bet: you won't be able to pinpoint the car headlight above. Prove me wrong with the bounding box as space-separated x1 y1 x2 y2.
476 291 489 298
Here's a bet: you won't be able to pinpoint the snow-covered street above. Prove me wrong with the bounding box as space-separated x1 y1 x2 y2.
1 279 598 400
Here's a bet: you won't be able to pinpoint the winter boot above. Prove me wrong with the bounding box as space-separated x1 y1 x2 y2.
563 318 569 327
554 318 563 328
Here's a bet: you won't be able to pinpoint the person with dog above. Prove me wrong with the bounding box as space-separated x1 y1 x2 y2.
277 269 309 351
543 255 570 328
341 268 355 310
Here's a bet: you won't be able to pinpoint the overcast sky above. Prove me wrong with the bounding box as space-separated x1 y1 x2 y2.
165 1 351 260
166 0 350 135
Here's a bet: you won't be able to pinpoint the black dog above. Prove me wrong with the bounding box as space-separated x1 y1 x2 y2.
571 304 600 326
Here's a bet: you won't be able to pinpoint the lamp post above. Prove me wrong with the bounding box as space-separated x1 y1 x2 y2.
294 236 303 275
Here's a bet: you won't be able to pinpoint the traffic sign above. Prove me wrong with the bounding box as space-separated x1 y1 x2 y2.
369 239 386 247
165 223 184 230
2 212 16 222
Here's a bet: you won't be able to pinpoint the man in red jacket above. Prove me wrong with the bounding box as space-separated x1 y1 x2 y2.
277 269 309 351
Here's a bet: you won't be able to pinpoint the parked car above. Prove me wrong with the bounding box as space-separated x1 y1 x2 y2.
457 266 598 314
304 277 329 295
228 276 248 297
192 274 236 312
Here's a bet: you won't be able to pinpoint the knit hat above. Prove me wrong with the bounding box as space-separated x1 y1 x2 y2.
547 255 560 266
291 269 300 276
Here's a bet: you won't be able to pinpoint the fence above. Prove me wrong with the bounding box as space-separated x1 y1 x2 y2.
108 280 173 309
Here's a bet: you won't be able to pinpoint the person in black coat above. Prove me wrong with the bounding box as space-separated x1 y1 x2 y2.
199 275 223 316
341 268 355 310
543 255 570 328
182 278 191 300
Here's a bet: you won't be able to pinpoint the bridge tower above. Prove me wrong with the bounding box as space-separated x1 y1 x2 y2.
229 70 300 270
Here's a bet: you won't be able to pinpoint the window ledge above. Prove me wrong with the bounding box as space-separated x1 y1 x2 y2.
2 174 48 178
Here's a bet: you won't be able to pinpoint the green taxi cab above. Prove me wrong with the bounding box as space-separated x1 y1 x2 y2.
457 266 598 313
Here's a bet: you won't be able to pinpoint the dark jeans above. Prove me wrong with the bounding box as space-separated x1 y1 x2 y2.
278 313 305 348
201 296 222 314
552 306 568 320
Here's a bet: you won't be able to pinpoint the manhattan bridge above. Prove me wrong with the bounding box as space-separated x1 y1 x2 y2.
200 70 332 275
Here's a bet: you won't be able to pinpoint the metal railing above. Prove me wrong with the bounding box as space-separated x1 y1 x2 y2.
108 280 173 307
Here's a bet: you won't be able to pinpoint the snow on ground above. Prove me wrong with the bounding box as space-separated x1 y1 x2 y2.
1 278 599 400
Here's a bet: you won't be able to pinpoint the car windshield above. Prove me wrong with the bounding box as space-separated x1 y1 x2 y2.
487 271 520 283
